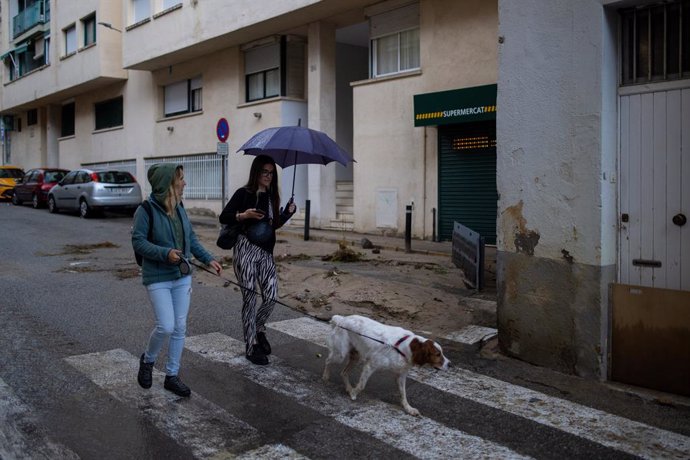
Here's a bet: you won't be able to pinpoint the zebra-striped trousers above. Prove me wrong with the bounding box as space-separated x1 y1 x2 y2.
233 234 278 355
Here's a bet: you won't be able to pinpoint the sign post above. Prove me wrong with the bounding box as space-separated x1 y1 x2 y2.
216 118 229 209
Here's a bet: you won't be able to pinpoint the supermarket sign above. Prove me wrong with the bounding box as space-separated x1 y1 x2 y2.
414 84 497 127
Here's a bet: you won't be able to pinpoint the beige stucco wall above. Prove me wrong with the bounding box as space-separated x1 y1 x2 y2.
352 0 497 238
1 0 126 111
4 0 498 232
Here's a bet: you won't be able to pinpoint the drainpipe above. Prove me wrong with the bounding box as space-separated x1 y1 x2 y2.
422 126 427 239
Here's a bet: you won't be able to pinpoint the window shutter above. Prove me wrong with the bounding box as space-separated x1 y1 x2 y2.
369 2 419 39
65 26 77 54
285 40 305 98
245 43 280 74
164 80 188 115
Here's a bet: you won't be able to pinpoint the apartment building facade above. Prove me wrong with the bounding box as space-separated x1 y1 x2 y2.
0 0 499 242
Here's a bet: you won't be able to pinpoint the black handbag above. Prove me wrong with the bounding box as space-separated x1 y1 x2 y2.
245 220 274 246
216 223 242 250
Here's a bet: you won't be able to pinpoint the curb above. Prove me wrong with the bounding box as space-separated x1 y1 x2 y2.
276 229 451 258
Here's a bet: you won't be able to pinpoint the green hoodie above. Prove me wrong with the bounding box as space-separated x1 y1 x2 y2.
132 163 215 285
147 163 179 204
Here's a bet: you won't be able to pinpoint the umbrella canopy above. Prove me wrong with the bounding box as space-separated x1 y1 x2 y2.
237 126 353 168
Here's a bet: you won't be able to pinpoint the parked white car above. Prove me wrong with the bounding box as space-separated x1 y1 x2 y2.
48 168 142 218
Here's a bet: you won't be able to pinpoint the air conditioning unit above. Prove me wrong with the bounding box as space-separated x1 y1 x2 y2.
33 37 45 59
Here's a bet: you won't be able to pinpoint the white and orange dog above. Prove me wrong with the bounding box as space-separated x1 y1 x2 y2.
322 314 450 416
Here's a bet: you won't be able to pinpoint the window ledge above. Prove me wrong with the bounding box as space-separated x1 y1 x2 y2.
60 51 77 61
156 110 203 122
78 42 97 53
153 3 183 20
237 96 305 109
351 69 422 87
58 135 75 141
92 125 124 135
125 17 151 32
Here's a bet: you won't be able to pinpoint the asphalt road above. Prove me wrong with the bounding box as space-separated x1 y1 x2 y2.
1 203 689 459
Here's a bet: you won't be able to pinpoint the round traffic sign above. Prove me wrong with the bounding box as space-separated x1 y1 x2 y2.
216 118 229 143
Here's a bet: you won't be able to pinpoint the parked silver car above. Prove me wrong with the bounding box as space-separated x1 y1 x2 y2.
48 168 142 218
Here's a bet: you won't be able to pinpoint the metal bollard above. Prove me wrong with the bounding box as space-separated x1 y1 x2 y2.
432 207 437 242
304 199 311 241
405 204 412 253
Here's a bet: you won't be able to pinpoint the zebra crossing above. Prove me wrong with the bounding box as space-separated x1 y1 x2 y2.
2 317 689 459
268 318 690 459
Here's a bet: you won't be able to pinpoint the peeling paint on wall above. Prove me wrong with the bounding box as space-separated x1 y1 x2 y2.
501 200 540 255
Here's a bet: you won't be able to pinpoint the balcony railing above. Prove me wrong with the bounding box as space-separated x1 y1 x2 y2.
13 1 50 39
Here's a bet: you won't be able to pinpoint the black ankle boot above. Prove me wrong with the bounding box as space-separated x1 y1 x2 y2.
137 354 154 389
164 375 191 397
246 347 269 365
257 331 271 355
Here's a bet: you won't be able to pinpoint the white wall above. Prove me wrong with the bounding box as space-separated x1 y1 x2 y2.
497 0 612 266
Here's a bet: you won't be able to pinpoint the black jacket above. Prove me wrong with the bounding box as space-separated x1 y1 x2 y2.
219 187 294 254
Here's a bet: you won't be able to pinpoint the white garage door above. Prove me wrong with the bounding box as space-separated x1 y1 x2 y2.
619 88 690 290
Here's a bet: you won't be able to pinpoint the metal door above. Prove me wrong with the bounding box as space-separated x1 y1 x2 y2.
619 88 690 290
438 122 497 244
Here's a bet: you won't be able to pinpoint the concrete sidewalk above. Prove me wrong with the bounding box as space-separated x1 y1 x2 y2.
188 210 453 257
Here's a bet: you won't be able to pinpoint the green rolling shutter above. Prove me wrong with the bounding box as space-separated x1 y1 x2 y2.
438 122 497 244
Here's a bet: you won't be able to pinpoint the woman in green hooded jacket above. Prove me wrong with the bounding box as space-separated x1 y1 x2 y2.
132 163 222 397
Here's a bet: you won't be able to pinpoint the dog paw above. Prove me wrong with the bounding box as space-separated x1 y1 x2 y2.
348 390 358 401
404 407 420 416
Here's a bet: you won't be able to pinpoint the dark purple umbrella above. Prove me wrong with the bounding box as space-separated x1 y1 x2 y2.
237 125 354 196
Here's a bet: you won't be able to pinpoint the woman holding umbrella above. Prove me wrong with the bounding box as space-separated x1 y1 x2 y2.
219 155 296 365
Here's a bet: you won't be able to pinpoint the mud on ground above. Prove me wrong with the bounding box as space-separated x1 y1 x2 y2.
44 227 497 338
196 226 497 338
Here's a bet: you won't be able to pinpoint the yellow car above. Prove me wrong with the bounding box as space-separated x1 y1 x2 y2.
0 165 25 201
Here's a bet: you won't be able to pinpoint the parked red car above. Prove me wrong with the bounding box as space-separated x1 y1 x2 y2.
12 168 70 208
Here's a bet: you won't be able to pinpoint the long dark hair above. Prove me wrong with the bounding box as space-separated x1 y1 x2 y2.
245 155 281 225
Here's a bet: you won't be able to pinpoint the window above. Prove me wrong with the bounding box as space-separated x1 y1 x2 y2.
27 109 38 126
61 102 75 137
620 0 690 85
369 3 420 77
164 77 202 117
132 0 150 23
247 68 280 101
74 171 91 184
43 35 50 65
163 0 182 9
95 97 123 130
64 24 77 55
243 35 305 102
82 14 96 47
61 171 78 185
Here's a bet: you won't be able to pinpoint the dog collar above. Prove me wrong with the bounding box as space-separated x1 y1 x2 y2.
393 335 411 359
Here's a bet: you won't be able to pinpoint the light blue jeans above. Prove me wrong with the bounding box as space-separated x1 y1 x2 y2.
143 275 192 376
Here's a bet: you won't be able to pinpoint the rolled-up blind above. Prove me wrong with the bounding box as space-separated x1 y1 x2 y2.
370 2 419 39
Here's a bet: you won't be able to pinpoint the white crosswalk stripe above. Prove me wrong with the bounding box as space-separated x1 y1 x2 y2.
64 349 261 458
233 443 310 459
185 332 533 460
0 377 79 460
267 317 690 460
